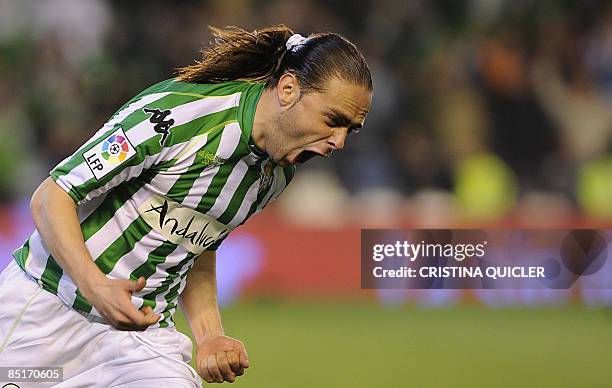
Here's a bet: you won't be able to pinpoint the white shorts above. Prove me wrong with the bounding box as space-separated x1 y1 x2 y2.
0 260 202 388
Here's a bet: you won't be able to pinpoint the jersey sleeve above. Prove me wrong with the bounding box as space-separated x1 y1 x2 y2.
50 92 191 204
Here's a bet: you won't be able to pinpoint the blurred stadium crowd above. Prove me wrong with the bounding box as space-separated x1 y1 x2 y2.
0 0 610 229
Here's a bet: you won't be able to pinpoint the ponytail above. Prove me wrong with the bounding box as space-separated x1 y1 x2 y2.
177 25 372 93
176 25 294 84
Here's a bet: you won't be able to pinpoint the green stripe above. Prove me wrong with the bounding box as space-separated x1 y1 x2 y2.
130 241 178 281
141 254 194 301
162 279 184 309
72 289 91 312
239 162 280 225
72 216 155 312
94 217 153 275
130 241 178 313
40 257 63 294
81 169 157 241
140 298 156 313
217 158 265 224
160 107 238 149
196 140 250 214
231 163 291 230
158 271 190 327
237 82 265 144
141 253 194 327
165 125 228 202
158 310 173 328
12 239 30 269
171 79 262 97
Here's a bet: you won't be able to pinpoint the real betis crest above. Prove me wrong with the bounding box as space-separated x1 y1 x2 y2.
259 159 275 194
198 150 226 167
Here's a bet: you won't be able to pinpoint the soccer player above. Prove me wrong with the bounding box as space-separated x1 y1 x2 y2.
0 25 372 386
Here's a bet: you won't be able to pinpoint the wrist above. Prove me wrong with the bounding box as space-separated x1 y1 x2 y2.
193 317 225 345
76 269 107 301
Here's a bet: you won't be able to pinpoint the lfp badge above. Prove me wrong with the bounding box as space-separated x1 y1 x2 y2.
83 127 137 180
102 134 131 164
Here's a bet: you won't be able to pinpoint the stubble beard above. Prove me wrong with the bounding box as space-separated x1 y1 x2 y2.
267 109 295 164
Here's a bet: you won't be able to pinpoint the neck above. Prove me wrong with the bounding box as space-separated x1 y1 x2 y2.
251 88 278 155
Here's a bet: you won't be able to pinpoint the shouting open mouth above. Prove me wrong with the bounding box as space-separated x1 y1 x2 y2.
292 149 332 165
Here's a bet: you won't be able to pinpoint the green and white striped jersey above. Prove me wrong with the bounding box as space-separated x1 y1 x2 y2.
13 79 295 328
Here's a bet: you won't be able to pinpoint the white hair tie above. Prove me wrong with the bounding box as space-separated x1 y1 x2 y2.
286 33 307 52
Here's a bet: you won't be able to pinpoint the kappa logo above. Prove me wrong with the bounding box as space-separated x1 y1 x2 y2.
143 108 174 146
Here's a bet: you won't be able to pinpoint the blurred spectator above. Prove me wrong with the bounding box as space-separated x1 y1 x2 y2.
0 0 610 225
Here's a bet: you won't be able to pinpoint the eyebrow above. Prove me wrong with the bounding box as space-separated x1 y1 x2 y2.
327 109 364 130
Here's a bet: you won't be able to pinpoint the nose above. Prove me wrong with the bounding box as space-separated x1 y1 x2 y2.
327 128 347 151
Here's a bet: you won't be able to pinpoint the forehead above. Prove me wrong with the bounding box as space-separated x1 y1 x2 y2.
309 77 372 121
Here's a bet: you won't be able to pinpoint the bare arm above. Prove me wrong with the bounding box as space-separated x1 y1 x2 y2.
31 177 159 330
180 250 224 342
180 250 249 383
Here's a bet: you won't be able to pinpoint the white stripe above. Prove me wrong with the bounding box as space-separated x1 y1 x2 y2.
153 257 195 314
175 132 209 163
132 246 190 301
215 122 242 160
206 158 250 219
106 229 168 280
110 93 174 128
85 184 168 260
181 122 242 208
23 231 49 279
56 276 79 307
182 165 218 209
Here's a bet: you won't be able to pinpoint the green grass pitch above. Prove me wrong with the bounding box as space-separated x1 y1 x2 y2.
174 301 612 387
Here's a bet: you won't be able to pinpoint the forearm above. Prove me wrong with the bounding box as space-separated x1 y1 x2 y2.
30 177 105 297
180 251 224 345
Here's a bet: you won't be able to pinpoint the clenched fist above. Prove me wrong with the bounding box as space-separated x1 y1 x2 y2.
196 335 250 383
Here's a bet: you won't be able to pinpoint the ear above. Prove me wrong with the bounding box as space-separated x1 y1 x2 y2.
276 73 301 108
